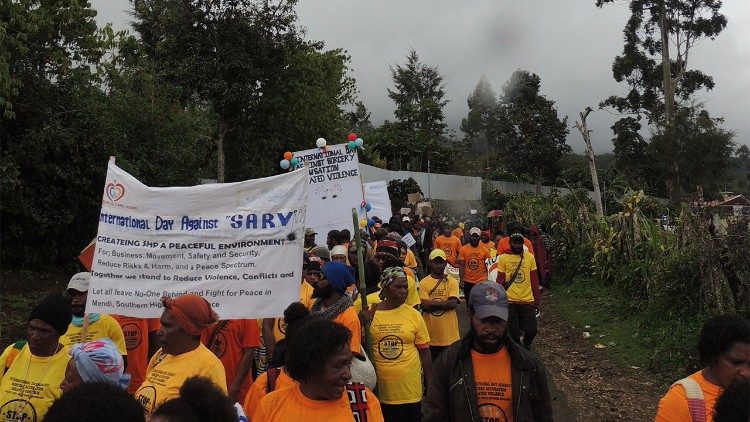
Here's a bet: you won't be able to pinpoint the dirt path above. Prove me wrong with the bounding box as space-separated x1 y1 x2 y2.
532 291 664 421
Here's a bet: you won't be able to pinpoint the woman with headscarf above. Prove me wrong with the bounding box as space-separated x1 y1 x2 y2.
0 294 72 422
361 267 432 422
134 294 227 415
60 338 130 392
372 240 420 309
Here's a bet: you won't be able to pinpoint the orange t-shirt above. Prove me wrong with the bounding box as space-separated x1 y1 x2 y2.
201 319 260 401
655 370 722 422
458 244 491 284
243 368 295 419
471 347 514 422
332 306 362 354
451 228 464 241
481 240 495 250
111 315 159 394
497 237 535 255
254 384 384 422
434 235 463 266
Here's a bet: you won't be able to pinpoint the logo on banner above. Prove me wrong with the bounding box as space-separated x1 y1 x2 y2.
106 182 126 202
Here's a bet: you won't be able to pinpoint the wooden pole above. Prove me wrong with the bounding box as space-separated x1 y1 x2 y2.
352 208 374 363
574 107 604 218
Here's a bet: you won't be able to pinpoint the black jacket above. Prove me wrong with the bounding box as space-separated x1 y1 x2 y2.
423 333 554 422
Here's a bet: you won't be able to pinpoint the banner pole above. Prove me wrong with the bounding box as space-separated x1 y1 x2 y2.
352 208 374 364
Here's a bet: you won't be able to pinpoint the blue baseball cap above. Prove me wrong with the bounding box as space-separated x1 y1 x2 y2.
468 282 509 321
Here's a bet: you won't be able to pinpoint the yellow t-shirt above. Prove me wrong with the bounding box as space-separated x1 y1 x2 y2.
404 250 418 269
458 244 491 284
655 370 722 422
0 343 69 422
497 252 537 304
369 304 430 404
242 368 295 419
254 384 384 422
135 344 227 414
60 314 127 355
418 274 460 346
471 347 514 422
356 275 420 310
353 291 382 312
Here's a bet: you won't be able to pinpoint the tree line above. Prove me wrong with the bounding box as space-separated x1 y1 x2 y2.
0 0 746 269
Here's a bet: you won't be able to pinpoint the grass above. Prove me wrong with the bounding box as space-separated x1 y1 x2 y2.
549 276 701 386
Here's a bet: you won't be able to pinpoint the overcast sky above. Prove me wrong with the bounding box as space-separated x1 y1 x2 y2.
92 0 749 153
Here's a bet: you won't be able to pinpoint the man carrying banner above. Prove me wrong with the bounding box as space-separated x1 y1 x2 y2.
60 272 127 363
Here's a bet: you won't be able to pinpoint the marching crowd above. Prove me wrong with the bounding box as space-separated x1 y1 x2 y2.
0 212 748 422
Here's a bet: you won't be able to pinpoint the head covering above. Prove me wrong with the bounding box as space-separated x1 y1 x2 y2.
28 293 72 335
375 240 400 261
70 339 130 389
387 232 403 242
469 227 481 236
402 216 411 222
308 255 324 271
429 249 447 261
510 232 525 241
321 261 355 295
305 228 317 236
160 294 219 336
67 272 90 293
468 282 509 321
379 266 406 298
331 245 348 258
310 245 331 262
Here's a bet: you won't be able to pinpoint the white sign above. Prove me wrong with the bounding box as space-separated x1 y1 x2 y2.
401 233 416 248
87 160 308 319
293 144 365 244
363 181 393 222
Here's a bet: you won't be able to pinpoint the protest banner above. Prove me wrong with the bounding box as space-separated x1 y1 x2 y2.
87 159 308 319
363 180 393 222
293 144 366 244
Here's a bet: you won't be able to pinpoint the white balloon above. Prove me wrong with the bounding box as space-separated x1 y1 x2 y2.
316 137 327 148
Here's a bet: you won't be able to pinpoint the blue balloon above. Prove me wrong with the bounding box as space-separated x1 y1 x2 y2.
355 138 364 147
365 202 372 212
280 159 290 169
367 218 376 227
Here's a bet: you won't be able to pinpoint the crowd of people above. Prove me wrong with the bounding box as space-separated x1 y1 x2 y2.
0 211 748 422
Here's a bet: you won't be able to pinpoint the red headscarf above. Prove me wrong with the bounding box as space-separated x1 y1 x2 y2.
161 294 219 335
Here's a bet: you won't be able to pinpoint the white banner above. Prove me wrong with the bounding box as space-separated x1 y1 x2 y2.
294 144 365 244
363 180 393 223
87 160 308 319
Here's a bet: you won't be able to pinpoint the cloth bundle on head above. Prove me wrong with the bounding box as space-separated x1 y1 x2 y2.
379 266 406 299
331 245 348 258
161 294 219 336
375 240 400 261
321 261 355 295
70 339 130 389
28 293 72 336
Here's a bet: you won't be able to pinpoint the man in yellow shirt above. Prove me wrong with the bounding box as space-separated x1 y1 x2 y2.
135 294 226 415
419 249 460 361
61 272 127 362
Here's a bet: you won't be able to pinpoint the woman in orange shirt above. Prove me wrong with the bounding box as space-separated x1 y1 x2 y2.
253 319 383 422
656 314 750 422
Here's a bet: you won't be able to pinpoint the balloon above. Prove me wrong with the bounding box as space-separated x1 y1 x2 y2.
290 157 299 166
347 132 357 141
316 137 327 148
367 218 376 227
365 202 372 212
347 141 356 150
355 138 364 147
283 151 293 160
359 218 368 228
280 159 290 170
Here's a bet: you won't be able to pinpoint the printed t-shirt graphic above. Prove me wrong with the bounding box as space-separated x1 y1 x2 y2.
112 316 159 394
369 304 430 404
471 347 514 422
418 274 460 346
655 370 722 422
134 344 227 414
497 251 537 304
0 343 69 422
433 236 462 267
459 244 491 284
253 384 384 422
242 368 295 419
200 319 260 400
60 314 127 355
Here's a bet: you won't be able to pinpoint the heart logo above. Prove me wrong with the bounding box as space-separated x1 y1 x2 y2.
105 182 125 202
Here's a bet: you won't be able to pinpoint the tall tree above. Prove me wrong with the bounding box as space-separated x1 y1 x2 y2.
596 0 727 205
461 75 497 138
132 0 300 182
495 70 570 189
610 116 660 193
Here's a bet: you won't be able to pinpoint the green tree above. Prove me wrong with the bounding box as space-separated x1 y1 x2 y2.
495 70 571 188
736 145 750 171
596 0 727 205
461 76 497 139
